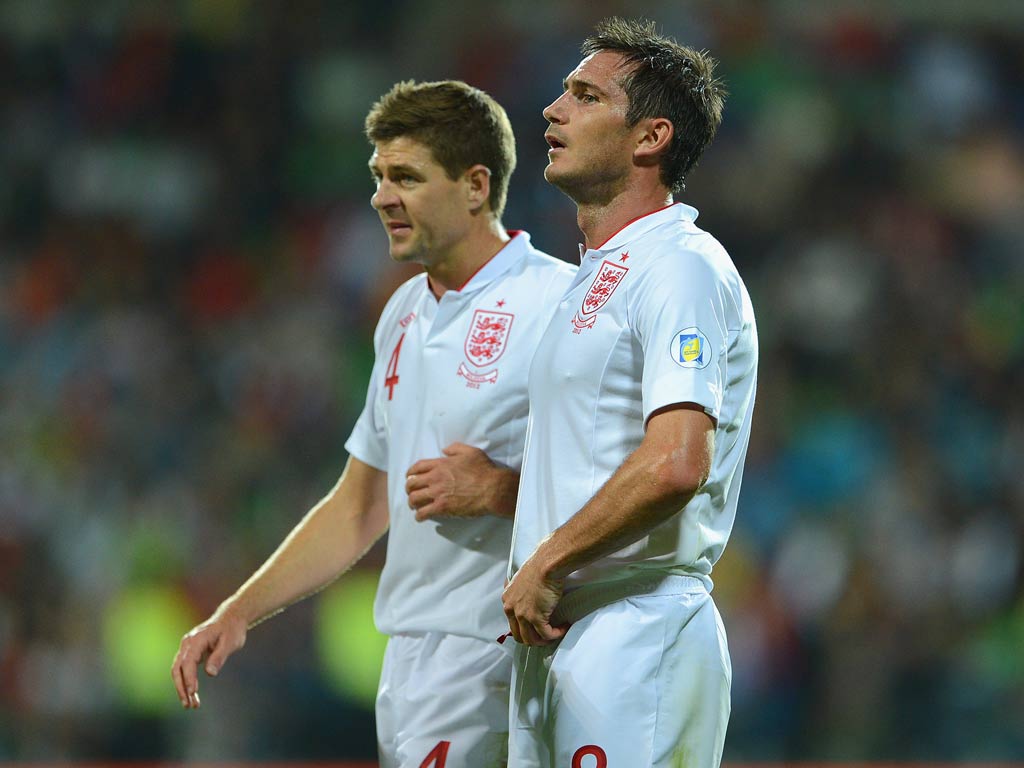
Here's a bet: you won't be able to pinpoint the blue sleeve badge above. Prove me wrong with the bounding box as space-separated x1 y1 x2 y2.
670 327 712 369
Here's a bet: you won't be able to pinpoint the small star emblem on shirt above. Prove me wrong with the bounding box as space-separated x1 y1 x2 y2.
496 299 506 307
620 251 630 262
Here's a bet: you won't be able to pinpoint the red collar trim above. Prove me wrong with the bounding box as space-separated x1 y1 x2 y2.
593 202 679 250
455 231 519 291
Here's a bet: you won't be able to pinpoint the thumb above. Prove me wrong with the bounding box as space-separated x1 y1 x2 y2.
205 633 236 676
205 656 222 676
539 621 569 643
442 442 471 456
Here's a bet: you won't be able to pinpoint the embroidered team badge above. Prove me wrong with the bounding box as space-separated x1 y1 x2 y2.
572 260 629 331
457 309 514 387
670 327 712 369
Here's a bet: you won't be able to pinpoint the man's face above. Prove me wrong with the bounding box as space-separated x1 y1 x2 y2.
542 50 636 204
369 136 471 265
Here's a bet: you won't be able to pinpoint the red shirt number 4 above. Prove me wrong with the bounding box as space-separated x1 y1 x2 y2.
419 740 450 767
384 333 405 401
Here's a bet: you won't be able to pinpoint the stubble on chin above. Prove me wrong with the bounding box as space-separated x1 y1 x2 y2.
544 162 619 207
387 243 416 264
386 231 424 263
544 162 583 203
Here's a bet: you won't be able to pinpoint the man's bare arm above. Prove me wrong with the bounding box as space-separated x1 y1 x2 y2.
502 404 714 645
171 456 389 708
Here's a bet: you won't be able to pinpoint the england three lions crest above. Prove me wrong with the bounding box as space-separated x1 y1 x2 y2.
458 309 514 386
573 260 629 331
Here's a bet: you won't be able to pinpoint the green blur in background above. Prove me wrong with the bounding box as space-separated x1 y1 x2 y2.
1 0 1023 762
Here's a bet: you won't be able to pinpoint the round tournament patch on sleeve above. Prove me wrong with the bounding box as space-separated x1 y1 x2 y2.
670 327 712 369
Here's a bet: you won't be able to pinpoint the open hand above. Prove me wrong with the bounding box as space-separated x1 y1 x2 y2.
170 609 247 709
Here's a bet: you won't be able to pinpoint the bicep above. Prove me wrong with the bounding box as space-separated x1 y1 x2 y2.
330 456 390 536
641 404 715 493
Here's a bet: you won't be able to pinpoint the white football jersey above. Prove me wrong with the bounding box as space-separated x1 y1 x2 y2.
346 231 576 641
509 204 758 590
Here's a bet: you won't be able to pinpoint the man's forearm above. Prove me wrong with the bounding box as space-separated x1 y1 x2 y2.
528 449 694 580
527 407 713 580
218 459 389 628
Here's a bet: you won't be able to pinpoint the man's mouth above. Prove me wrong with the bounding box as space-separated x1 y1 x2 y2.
387 221 412 234
545 134 566 151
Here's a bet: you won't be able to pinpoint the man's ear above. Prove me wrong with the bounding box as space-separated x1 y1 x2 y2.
464 164 492 211
634 117 674 164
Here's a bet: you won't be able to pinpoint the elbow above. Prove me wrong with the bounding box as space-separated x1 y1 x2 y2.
639 412 716 507
651 456 709 505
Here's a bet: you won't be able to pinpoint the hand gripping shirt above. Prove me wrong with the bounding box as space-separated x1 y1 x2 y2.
509 204 758 591
346 231 576 641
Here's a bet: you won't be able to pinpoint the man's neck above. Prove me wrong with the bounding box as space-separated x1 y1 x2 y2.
577 187 673 251
426 218 510 299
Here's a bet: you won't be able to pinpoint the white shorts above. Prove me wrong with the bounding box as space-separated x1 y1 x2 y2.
377 632 513 768
509 575 731 768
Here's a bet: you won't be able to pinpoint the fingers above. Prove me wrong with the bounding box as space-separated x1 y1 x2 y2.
406 458 438 477
538 622 569 643
503 610 523 644
503 611 561 646
518 620 546 646
180 647 200 707
405 466 438 500
172 622 242 709
405 472 426 497
413 501 441 522
520 617 561 646
502 571 567 647
172 636 206 709
407 486 435 514
171 650 191 707
172 668 198 709
502 593 550 647
406 472 448 519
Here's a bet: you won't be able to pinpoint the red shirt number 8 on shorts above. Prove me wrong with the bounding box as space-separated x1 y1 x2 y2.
572 745 608 768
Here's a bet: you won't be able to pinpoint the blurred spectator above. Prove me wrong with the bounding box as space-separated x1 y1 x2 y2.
1 0 1022 761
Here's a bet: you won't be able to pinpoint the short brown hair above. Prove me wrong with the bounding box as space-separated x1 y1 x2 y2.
582 17 726 193
365 80 517 217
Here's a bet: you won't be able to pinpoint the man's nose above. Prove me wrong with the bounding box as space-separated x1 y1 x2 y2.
371 181 399 210
542 92 568 124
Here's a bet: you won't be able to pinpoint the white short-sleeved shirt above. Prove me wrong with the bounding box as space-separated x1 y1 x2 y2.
346 231 576 641
509 204 758 591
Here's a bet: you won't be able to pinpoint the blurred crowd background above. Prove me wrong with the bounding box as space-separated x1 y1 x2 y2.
2 0 1023 762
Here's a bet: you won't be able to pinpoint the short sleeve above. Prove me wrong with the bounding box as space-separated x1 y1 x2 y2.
343 308 391 472
344 369 388 471
632 246 732 424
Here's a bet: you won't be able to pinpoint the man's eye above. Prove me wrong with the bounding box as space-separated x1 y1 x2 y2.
580 93 598 104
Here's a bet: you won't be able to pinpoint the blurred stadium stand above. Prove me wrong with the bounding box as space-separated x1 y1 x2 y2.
1 0 1022 762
